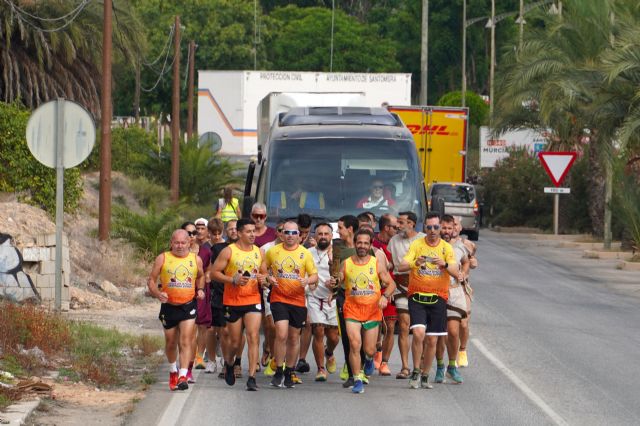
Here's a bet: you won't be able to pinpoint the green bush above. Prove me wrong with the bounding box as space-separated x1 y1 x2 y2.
142 137 244 206
84 126 159 175
0 102 82 214
111 205 183 257
129 176 171 210
613 156 640 249
481 148 553 229
437 91 489 127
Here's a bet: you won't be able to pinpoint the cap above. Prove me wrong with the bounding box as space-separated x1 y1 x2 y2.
194 218 208 226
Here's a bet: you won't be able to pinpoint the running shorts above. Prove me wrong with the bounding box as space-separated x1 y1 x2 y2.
224 303 262 323
408 296 447 336
270 302 307 329
159 300 197 330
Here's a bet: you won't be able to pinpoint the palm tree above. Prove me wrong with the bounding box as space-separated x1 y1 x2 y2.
0 0 144 118
493 0 631 243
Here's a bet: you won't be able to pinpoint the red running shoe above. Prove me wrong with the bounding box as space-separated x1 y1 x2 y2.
177 375 189 390
169 371 178 391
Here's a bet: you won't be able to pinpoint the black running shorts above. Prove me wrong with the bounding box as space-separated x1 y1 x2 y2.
408 297 447 335
224 303 262 323
270 302 307 329
159 300 197 330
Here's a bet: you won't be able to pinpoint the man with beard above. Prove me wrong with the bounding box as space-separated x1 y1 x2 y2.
341 228 396 394
147 229 206 391
206 220 239 375
210 219 267 391
373 213 398 376
433 214 468 384
264 221 318 388
306 223 340 381
398 212 458 389
455 215 478 368
387 212 424 379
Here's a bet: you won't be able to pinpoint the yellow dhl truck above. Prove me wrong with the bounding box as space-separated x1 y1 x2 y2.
388 106 468 185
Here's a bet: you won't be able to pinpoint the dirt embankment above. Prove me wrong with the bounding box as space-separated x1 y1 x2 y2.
1 172 162 425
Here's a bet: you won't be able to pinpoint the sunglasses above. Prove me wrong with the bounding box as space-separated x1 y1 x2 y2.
251 213 267 220
283 230 299 236
187 230 197 236
425 225 441 231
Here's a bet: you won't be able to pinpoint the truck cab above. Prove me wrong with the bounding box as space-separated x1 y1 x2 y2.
243 106 427 226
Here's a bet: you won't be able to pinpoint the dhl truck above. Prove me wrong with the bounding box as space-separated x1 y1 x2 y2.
388 106 469 185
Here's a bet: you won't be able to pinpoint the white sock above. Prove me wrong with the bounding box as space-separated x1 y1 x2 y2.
169 362 178 373
179 368 188 377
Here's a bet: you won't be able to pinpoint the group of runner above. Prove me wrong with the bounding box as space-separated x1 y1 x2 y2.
147 202 479 394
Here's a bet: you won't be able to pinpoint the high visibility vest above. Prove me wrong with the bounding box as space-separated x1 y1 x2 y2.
219 198 239 222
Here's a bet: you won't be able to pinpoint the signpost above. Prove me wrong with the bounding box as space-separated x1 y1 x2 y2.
538 152 577 235
26 99 95 310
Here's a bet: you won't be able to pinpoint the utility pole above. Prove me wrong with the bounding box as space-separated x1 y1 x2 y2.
419 0 429 104
134 59 140 124
489 0 495 125
187 40 195 141
170 16 181 203
461 0 467 107
98 0 112 241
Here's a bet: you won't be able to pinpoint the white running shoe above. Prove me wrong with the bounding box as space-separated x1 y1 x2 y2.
205 360 217 374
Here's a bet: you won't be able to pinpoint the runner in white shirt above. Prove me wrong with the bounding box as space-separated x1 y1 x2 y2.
307 222 340 381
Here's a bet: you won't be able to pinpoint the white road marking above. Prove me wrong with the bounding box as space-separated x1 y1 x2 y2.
472 338 568 426
157 370 201 426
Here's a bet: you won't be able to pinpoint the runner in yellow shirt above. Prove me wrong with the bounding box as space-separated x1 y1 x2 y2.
341 228 395 394
264 220 318 389
398 212 458 390
147 229 205 391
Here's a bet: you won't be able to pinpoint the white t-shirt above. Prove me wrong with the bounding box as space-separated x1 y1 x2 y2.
308 246 332 299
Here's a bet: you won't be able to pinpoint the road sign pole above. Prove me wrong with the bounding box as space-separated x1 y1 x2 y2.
553 193 559 235
55 99 65 311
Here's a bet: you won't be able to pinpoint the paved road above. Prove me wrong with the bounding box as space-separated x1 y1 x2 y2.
127 231 640 426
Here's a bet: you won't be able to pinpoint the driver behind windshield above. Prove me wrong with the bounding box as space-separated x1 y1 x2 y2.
356 179 396 210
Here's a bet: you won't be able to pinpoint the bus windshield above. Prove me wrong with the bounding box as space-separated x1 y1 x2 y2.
260 138 425 222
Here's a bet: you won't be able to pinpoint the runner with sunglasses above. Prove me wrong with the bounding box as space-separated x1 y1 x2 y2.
263 221 318 388
398 212 458 389
250 202 277 247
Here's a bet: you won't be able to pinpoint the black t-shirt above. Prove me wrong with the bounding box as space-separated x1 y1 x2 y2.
210 242 229 307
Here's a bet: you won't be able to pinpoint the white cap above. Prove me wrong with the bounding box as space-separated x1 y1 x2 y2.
194 217 208 227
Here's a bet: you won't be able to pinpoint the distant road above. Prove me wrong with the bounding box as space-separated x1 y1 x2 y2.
127 231 640 425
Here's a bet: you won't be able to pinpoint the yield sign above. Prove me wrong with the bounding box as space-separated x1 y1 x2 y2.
538 151 577 187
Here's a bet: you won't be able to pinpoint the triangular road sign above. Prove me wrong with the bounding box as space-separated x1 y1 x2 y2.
538 152 577 187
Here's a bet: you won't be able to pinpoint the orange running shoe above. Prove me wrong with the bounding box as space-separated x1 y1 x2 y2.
169 371 178 391
379 361 391 376
374 351 382 370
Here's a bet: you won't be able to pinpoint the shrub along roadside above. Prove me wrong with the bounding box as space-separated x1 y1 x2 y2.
0 102 82 215
0 302 163 408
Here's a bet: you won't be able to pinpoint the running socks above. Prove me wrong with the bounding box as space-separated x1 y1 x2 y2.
448 360 456 367
437 359 445 368
169 362 178 373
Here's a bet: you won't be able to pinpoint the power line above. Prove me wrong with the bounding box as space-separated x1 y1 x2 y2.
140 23 177 93
3 0 92 33
141 24 175 67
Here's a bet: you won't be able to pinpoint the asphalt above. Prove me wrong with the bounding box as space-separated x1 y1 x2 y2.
125 230 640 426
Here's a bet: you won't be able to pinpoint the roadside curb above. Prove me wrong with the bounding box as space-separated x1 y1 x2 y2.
0 398 40 425
616 261 640 271
583 250 633 261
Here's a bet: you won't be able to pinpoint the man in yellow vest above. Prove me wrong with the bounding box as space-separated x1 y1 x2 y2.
147 229 206 391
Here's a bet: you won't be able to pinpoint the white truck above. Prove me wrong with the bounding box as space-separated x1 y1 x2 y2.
197 70 412 155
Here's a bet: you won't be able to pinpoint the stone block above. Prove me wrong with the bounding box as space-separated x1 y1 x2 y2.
62 285 69 301
39 261 56 275
37 233 68 247
22 247 50 262
34 274 53 288
39 287 53 300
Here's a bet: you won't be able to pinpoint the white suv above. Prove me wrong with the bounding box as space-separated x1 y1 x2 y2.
428 182 480 241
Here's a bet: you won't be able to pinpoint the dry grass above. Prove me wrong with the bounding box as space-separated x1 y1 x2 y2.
0 302 163 406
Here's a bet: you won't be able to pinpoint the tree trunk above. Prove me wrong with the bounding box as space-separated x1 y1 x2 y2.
587 137 605 237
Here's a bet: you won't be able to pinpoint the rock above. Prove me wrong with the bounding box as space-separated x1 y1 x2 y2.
99 280 121 297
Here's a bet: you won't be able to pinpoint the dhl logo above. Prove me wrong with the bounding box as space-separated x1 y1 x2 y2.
406 125 458 136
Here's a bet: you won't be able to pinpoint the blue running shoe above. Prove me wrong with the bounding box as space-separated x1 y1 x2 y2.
434 366 445 383
446 366 463 384
364 358 375 377
352 379 364 394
